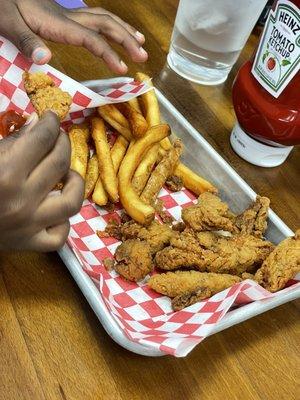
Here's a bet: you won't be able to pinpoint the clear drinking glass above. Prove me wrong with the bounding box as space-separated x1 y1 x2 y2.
167 0 268 85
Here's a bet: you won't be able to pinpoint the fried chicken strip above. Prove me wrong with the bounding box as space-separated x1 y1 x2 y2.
148 270 241 298
255 230 300 292
182 192 237 232
235 196 270 237
156 231 274 275
23 71 72 120
119 220 174 254
114 239 153 282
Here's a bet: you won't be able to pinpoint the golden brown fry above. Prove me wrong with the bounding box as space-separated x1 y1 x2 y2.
128 97 142 113
97 104 132 141
91 117 119 203
175 163 217 195
141 140 183 204
132 143 160 195
110 135 129 173
118 124 171 225
69 123 90 179
116 102 148 138
92 176 108 206
135 72 160 127
84 154 99 199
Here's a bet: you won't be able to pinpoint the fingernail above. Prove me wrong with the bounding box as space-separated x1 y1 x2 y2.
139 47 148 57
32 48 49 63
119 60 127 70
135 31 145 41
24 112 38 126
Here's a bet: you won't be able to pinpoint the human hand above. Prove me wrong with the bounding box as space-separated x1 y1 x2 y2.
0 112 84 251
0 0 147 73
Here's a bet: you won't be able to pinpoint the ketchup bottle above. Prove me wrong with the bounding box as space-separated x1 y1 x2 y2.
231 0 300 167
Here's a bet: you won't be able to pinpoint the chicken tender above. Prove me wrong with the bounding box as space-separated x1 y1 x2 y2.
235 196 270 237
23 71 72 120
138 221 174 254
148 270 241 298
202 234 274 275
255 230 300 292
114 239 153 282
155 246 207 271
182 192 237 232
196 231 221 248
172 287 212 311
155 232 273 275
119 220 174 254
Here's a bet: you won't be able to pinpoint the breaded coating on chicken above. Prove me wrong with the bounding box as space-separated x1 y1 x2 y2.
119 220 174 254
23 71 54 94
23 71 72 120
202 234 274 275
155 231 273 275
196 231 220 249
182 192 237 232
171 287 212 310
114 239 153 282
235 196 270 238
148 270 241 298
138 221 174 254
255 230 300 292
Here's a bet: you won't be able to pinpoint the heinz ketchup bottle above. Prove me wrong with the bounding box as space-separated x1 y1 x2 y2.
231 0 300 167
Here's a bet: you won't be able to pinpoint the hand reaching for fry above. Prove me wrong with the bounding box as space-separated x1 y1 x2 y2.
0 0 147 73
0 111 84 251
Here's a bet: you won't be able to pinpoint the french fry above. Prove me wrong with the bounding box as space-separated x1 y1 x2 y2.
69 123 90 179
118 124 171 225
128 97 142 113
92 176 108 206
116 102 148 138
111 135 129 173
97 104 132 141
140 140 183 204
135 72 160 127
91 117 119 203
132 143 160 195
84 154 99 199
174 163 217 195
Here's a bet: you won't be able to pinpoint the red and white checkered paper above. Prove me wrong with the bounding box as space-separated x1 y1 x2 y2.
0 35 152 133
1 37 299 357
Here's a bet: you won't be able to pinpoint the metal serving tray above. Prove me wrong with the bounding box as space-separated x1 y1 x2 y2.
59 80 300 357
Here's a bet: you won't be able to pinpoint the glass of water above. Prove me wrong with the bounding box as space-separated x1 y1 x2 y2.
167 0 268 85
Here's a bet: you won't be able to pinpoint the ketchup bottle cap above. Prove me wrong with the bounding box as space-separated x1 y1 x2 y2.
230 122 294 167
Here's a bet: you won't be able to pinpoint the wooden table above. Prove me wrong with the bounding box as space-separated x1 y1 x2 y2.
1 1 299 399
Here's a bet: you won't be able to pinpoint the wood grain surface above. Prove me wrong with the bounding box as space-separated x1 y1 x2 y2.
0 1 299 399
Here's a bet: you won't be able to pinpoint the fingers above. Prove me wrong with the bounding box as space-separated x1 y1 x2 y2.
70 7 145 44
33 170 84 228
26 131 71 199
27 220 70 252
37 16 128 74
8 15 52 64
15 111 61 176
68 12 147 63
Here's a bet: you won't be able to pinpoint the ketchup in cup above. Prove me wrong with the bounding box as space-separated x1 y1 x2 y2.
231 0 300 167
0 110 26 138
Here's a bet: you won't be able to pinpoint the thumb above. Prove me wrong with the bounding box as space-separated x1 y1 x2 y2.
10 19 52 65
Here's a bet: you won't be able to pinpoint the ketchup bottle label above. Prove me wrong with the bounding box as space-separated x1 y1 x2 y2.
252 0 300 98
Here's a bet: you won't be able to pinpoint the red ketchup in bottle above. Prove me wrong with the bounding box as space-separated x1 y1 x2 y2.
231 0 300 167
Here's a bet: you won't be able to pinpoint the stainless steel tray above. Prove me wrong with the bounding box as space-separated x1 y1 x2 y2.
59 80 300 357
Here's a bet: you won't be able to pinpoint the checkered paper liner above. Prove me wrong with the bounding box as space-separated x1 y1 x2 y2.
1 38 299 357
68 191 300 357
0 35 152 133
